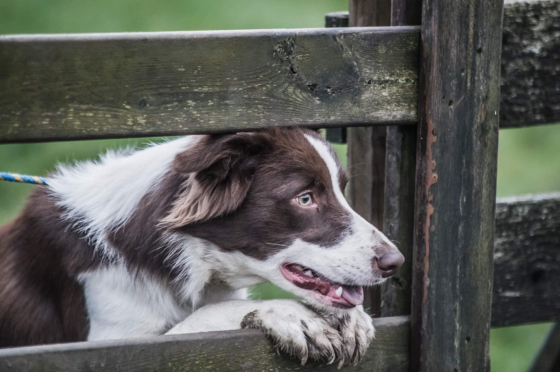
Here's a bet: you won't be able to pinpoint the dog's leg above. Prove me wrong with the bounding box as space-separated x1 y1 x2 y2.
166 299 374 366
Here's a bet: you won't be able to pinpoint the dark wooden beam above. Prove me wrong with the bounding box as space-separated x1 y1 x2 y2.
349 0 391 28
380 125 416 317
0 27 419 144
324 12 349 145
0 317 410 372
378 0 422 318
500 0 560 128
391 0 422 26
492 193 560 327
410 1 503 372
346 0 392 319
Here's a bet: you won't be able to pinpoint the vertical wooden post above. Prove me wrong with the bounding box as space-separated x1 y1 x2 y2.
391 0 422 26
410 0 503 371
347 0 391 318
379 0 422 318
349 0 391 27
381 125 417 317
325 12 349 145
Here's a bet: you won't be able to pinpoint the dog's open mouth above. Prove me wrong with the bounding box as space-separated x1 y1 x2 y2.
280 263 364 308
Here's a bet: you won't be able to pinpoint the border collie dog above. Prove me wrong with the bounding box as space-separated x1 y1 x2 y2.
0 128 404 367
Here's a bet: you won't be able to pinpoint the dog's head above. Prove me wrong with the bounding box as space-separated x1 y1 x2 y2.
164 128 404 310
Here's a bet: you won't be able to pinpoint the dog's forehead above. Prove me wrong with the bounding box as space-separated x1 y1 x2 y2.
276 129 346 189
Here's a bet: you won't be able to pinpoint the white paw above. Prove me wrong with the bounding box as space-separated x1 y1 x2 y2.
320 305 375 367
241 301 342 365
240 301 374 367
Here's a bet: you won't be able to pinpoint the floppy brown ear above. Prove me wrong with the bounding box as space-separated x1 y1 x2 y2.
162 133 270 228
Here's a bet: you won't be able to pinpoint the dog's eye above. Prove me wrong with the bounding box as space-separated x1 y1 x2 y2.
296 193 314 207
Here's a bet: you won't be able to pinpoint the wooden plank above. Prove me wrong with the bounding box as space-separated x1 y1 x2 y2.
324 12 349 145
391 0 422 26
349 0 392 28
500 0 560 128
0 316 409 372
0 28 419 144
378 0 422 318
528 323 560 372
492 193 560 327
410 0 503 371
346 0 392 318
381 126 416 317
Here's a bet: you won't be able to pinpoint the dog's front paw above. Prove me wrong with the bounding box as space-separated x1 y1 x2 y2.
321 306 375 367
240 301 342 365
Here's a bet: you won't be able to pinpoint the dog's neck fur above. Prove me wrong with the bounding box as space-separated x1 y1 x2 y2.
48 137 197 260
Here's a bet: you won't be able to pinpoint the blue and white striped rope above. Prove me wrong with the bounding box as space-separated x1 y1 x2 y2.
0 172 49 186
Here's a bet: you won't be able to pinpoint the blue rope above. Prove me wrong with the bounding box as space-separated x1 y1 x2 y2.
0 172 49 186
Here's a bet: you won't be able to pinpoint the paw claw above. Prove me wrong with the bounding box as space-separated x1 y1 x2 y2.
337 358 346 369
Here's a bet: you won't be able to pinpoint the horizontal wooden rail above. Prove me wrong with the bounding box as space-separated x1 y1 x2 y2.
492 193 560 327
1 0 557 145
0 316 409 372
500 0 560 128
0 27 419 144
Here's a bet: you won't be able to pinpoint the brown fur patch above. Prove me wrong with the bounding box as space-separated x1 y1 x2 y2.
162 134 269 227
0 188 97 347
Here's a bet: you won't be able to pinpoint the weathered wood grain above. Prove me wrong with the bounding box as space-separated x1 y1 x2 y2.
528 323 560 372
314 0 560 132
378 0 421 319
349 0 392 29
381 126 416 317
324 12 349 145
347 123 387 316
500 0 560 128
0 28 419 144
492 193 560 327
0 316 409 372
346 0 392 318
391 0 422 26
410 0 503 371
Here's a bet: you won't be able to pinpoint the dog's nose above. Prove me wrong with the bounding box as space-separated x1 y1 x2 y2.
376 252 405 278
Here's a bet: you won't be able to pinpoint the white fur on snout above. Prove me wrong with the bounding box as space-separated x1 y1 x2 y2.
296 135 400 283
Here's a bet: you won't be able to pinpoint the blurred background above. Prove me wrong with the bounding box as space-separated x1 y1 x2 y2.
1 1 559 370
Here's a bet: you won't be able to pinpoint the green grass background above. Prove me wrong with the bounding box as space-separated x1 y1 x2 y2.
1 1 559 370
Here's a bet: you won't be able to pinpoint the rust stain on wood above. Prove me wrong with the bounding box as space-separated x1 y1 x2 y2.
422 99 438 306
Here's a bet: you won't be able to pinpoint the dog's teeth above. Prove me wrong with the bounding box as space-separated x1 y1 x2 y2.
335 287 343 297
293 265 304 271
304 270 313 277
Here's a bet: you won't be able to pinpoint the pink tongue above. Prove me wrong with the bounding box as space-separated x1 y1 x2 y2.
341 286 364 306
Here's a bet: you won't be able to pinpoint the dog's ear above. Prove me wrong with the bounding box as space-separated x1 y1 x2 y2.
162 133 271 228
